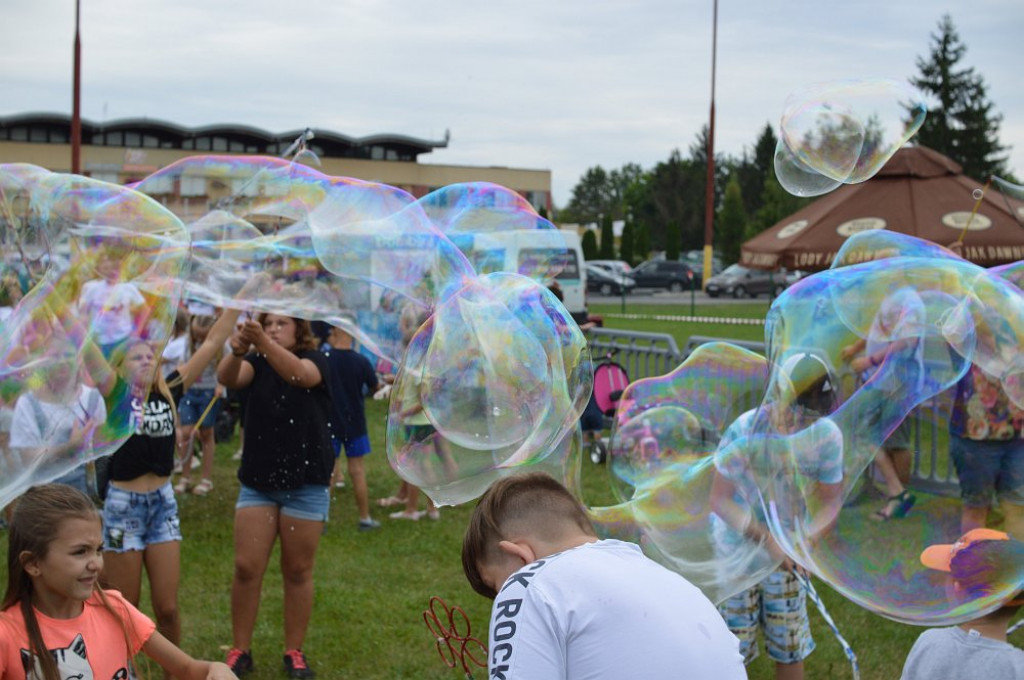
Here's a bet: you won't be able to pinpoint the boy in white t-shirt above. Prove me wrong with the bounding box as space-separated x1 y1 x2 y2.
462 471 747 680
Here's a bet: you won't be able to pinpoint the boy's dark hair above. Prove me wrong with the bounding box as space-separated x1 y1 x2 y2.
462 472 595 599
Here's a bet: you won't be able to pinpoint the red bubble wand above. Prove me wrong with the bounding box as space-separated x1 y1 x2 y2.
422 596 487 679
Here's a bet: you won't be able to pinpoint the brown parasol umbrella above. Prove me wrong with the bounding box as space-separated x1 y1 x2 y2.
741 145 1024 272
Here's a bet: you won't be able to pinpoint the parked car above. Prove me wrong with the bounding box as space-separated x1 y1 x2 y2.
630 260 702 291
705 264 788 298
587 259 633 276
585 263 636 295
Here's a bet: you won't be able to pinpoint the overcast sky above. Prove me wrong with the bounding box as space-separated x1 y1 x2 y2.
1 0 1021 206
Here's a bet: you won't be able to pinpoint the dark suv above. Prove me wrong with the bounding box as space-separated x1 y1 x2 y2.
630 260 702 291
705 264 787 298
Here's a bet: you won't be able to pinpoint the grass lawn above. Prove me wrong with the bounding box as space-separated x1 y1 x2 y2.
2 299 1020 677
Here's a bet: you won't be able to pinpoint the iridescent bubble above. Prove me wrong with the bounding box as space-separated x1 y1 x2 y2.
580 343 773 604
387 273 591 506
972 189 985 201
0 164 188 509
566 234 1022 624
775 79 928 197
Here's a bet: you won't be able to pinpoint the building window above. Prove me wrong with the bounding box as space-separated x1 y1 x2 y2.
9 127 29 141
371 145 384 160
229 140 244 152
195 137 211 151
212 136 228 151
50 129 69 143
30 127 48 142
143 135 159 148
124 132 141 146
106 131 123 146
180 175 206 197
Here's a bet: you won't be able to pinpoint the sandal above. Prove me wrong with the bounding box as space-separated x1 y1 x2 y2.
192 479 214 496
376 495 406 508
390 510 425 520
173 479 190 494
872 490 916 521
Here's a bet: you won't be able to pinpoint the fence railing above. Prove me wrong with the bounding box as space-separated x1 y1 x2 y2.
585 327 960 497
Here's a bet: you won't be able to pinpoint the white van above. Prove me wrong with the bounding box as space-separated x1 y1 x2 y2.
454 228 588 324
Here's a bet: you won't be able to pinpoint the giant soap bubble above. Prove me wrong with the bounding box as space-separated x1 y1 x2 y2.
560 232 1021 625
775 79 928 197
387 272 592 506
0 164 188 508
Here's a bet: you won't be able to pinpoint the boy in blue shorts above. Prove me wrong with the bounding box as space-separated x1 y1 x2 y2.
322 324 381 530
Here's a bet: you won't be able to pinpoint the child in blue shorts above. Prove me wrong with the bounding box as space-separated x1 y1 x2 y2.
322 325 381 530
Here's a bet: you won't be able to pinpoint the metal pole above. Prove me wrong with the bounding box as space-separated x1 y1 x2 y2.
71 0 82 174
701 0 718 290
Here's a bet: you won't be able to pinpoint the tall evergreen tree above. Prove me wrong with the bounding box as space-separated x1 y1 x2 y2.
664 221 681 261
717 177 747 265
619 217 635 265
634 221 651 262
911 15 1008 179
581 229 598 261
599 213 615 259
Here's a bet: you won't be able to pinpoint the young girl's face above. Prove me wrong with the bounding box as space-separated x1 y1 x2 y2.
262 314 297 350
122 342 157 387
24 516 103 612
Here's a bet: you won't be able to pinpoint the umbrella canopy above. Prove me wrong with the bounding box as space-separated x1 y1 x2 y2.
741 146 1024 272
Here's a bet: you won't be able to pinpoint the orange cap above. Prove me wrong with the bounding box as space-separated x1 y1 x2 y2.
920 528 1010 572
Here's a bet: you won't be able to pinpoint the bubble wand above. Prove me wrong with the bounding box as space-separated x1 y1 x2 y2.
794 571 860 680
176 394 220 468
422 596 487 679
957 177 993 245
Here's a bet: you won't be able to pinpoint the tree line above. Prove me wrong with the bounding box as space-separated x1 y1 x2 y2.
562 15 1012 267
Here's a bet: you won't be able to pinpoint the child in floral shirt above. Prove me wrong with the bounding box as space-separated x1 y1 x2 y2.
949 364 1024 540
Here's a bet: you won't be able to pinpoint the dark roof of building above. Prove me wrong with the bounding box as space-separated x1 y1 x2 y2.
0 112 449 161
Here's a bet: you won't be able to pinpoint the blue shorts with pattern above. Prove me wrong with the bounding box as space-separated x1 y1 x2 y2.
102 482 182 552
717 568 815 665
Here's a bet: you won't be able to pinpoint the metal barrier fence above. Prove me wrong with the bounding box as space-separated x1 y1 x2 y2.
585 327 960 497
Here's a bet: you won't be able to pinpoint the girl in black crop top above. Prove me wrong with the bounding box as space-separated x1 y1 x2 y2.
90 309 243 658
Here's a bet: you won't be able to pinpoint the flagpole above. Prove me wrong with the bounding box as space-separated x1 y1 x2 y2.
701 0 718 289
71 0 82 175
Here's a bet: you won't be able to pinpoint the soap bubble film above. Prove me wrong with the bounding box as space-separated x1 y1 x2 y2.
1 164 188 508
775 79 927 197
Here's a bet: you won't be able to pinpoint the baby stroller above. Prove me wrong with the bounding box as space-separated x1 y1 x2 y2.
584 348 630 464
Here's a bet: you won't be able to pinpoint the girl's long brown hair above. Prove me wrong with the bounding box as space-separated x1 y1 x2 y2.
256 313 318 353
3 485 139 680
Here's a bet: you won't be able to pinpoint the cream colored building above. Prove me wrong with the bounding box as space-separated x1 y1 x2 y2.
0 112 552 212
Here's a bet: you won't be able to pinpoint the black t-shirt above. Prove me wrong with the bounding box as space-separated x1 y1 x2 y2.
238 350 335 491
106 375 177 481
322 347 378 440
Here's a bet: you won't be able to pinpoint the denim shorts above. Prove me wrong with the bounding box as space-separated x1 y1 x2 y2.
236 483 330 522
950 434 1024 507
331 434 371 459
102 482 182 552
178 387 221 427
718 568 815 665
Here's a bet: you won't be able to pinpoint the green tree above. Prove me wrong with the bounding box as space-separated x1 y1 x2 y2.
581 229 598 260
747 177 807 241
730 122 777 218
664 221 681 261
717 177 747 264
619 217 635 265
634 221 651 262
911 14 1008 179
599 213 615 259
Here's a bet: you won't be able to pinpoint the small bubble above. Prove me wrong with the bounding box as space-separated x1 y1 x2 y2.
972 188 984 200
